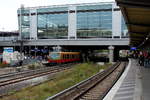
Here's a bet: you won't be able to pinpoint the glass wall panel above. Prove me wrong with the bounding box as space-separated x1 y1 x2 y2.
121 16 128 37
37 7 68 39
77 4 112 38
77 4 112 10
19 9 30 39
38 7 67 13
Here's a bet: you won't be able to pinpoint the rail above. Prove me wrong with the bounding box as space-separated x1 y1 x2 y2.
0 63 78 97
0 63 74 80
46 62 122 100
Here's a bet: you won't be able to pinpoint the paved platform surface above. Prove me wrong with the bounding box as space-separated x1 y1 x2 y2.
141 62 150 100
104 59 150 100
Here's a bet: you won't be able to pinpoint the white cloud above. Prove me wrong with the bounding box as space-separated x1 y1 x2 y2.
0 0 114 31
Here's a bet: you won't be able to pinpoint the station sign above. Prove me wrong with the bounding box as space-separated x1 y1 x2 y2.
130 47 137 50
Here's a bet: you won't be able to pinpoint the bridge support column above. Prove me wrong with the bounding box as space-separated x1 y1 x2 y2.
108 46 114 63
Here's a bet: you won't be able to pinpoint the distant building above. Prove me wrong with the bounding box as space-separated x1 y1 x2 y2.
17 2 128 40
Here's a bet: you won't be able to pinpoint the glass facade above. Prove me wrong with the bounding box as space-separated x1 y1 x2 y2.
77 4 112 38
19 9 30 39
37 7 68 39
121 16 128 37
17 3 128 40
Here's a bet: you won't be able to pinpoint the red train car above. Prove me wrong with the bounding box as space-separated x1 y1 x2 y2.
46 52 80 64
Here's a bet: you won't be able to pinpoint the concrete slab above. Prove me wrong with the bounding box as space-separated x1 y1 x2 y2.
104 59 150 100
103 59 132 100
141 66 150 100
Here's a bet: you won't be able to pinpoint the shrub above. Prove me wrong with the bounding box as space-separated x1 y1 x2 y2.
28 64 35 70
0 63 9 68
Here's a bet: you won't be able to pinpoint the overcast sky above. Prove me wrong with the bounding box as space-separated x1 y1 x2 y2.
0 0 114 31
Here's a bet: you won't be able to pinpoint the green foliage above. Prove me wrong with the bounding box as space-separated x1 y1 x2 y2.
28 63 41 70
28 64 35 70
0 63 9 68
0 63 111 100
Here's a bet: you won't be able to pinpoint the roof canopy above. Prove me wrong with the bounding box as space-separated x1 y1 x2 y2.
116 0 150 47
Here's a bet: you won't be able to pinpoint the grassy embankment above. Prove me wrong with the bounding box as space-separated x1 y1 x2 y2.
0 62 112 100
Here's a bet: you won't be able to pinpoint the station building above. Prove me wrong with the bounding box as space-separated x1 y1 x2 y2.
0 2 129 62
18 2 128 40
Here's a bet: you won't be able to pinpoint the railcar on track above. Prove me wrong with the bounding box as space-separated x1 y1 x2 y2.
43 52 80 65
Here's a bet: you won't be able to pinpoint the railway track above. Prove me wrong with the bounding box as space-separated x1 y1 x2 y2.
0 63 76 97
46 62 127 100
0 63 73 80
0 65 68 82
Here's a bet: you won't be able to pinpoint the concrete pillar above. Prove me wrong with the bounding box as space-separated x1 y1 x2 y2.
30 9 37 40
68 5 77 39
112 3 121 38
108 46 114 63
